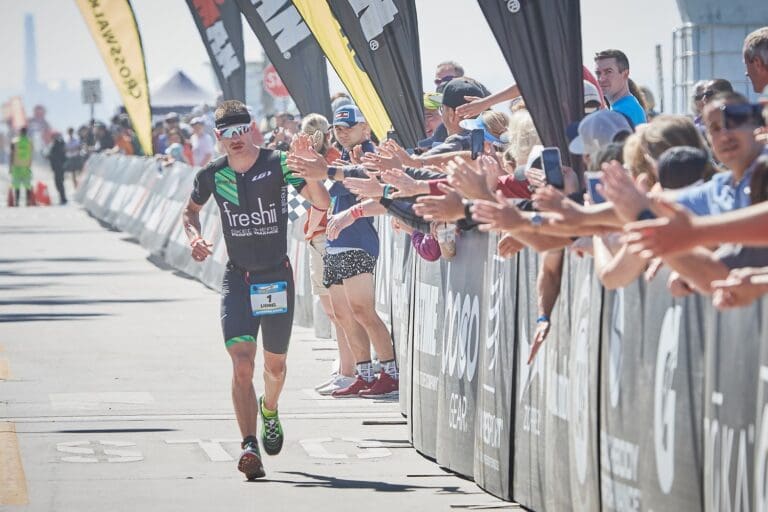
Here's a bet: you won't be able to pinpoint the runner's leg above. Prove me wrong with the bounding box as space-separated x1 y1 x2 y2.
261 350 287 411
227 342 258 438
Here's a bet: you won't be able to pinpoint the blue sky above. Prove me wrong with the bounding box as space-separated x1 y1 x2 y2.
0 0 684 127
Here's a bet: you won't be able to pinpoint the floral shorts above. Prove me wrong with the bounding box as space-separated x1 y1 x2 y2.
323 250 376 288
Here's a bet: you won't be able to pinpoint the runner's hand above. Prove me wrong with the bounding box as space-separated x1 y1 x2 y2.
190 237 213 262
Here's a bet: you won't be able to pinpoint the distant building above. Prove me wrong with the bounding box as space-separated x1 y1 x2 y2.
672 0 768 113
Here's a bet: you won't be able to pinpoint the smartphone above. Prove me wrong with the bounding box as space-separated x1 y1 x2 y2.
541 147 564 189
470 129 485 160
585 171 606 204
386 129 398 141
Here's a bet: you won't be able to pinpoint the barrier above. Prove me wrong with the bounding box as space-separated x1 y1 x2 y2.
78 154 767 511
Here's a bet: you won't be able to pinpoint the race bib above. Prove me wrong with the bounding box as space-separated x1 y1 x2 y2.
250 281 288 316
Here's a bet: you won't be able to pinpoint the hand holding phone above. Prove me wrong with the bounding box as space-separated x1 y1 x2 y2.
541 147 564 190
470 129 484 160
585 171 606 204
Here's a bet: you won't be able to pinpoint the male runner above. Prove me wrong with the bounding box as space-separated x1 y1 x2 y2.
182 101 323 479
9 127 34 206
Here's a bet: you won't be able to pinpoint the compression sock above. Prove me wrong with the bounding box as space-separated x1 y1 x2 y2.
356 360 375 383
261 399 278 418
381 359 399 380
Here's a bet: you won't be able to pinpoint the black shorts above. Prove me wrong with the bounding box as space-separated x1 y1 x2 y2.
322 250 376 288
220 260 294 354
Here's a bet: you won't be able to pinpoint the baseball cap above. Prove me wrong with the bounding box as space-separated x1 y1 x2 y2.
423 92 443 111
190 116 205 126
333 105 365 127
440 77 489 109
164 112 179 122
331 95 354 114
583 80 601 105
569 110 633 156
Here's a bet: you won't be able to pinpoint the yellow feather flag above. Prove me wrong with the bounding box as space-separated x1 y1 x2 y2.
291 0 391 141
75 0 153 155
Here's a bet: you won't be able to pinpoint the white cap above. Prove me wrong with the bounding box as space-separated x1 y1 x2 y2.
568 110 633 156
583 80 601 105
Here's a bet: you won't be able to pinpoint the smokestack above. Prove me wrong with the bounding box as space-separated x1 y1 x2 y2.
24 13 38 93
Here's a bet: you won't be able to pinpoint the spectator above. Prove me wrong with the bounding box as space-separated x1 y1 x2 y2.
434 60 465 90
699 78 734 106
639 85 659 120
420 77 490 156
190 117 214 167
163 129 187 164
64 127 82 188
594 49 647 127
743 27 768 93
47 132 68 204
92 123 114 153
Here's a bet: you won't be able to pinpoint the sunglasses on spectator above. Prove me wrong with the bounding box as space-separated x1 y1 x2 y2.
694 90 716 101
720 104 766 130
434 75 455 86
216 123 251 139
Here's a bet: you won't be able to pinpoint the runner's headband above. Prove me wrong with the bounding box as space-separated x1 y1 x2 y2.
215 112 252 130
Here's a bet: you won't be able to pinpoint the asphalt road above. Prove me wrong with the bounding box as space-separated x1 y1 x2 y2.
0 166 515 511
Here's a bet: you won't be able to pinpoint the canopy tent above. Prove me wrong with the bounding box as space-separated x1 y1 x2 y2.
150 70 217 115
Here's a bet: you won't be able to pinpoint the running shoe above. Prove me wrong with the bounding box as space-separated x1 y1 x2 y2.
314 373 338 391
317 374 357 396
359 372 399 399
331 375 373 398
238 440 265 480
259 395 284 456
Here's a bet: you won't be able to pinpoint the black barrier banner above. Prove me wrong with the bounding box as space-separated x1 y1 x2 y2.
704 302 762 511
235 0 331 118
512 249 547 510
436 231 489 478
600 277 706 512
756 300 768 512
599 283 645 512
327 0 425 148
410 253 443 458
390 231 414 419
552 255 600 510
475 0 583 166
473 234 517 500
185 0 246 102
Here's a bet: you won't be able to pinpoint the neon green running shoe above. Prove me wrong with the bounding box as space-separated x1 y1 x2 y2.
259 395 284 456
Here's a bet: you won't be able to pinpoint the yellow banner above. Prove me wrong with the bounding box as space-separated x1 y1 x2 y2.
291 0 391 141
75 0 152 155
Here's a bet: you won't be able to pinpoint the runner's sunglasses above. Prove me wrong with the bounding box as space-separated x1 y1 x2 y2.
216 123 252 139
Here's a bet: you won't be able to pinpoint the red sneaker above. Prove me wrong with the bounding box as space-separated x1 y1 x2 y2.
359 372 399 399
331 376 372 398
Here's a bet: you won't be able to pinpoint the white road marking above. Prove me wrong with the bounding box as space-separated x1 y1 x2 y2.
299 437 392 460
57 440 143 463
165 438 241 462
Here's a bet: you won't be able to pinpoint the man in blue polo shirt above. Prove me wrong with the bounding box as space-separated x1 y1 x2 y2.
594 49 647 127
675 91 767 216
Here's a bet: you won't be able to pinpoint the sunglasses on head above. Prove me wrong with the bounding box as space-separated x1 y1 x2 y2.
720 104 766 130
434 75 455 86
216 123 251 139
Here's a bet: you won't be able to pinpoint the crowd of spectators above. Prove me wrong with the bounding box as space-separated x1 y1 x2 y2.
279 26 768 372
